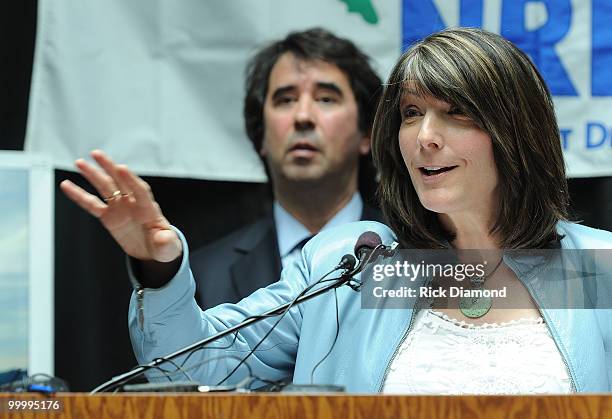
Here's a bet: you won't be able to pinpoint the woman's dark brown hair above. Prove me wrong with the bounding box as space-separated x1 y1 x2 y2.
372 27 569 249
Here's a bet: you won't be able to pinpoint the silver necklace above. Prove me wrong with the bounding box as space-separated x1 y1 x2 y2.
458 256 504 319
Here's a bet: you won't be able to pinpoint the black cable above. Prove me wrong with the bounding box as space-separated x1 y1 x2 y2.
347 243 387 290
149 354 254 383
110 364 174 394
111 254 361 392
178 309 294 370
177 268 340 371
117 355 255 393
152 357 193 382
128 363 173 382
117 270 338 392
122 265 348 391
310 287 341 384
153 341 296 391
208 247 380 386
214 267 341 386
178 266 342 372
247 376 288 391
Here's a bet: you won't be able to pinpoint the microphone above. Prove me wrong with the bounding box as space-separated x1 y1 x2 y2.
344 232 386 290
335 254 357 271
354 231 383 261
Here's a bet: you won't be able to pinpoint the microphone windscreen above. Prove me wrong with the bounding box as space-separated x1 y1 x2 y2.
354 231 382 256
338 254 357 270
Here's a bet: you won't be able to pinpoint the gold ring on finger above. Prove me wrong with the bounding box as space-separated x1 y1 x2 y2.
103 190 122 202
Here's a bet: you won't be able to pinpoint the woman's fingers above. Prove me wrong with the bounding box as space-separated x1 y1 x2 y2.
73 150 159 217
117 164 156 208
63 151 179 262
90 150 133 199
75 158 119 200
60 180 106 218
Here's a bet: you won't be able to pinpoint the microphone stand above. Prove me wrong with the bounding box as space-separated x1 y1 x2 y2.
91 267 362 393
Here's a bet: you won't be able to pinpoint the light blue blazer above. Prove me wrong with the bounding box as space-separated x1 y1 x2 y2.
128 221 612 392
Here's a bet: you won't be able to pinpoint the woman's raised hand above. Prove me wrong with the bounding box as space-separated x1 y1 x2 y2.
60 150 182 263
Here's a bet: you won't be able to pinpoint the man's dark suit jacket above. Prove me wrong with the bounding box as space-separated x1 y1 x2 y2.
190 205 383 309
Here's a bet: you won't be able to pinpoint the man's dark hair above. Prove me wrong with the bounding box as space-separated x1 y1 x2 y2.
243 28 382 203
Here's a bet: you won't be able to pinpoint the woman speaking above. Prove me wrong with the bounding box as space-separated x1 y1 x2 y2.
62 28 612 393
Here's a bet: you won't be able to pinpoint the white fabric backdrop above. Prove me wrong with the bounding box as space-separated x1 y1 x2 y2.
25 0 611 179
25 0 400 182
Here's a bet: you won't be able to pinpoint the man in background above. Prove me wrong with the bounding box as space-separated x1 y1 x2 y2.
190 28 383 308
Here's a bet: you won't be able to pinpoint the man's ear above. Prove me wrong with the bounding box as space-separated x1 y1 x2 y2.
359 135 371 155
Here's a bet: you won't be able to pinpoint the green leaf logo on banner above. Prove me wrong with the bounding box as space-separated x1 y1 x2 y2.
340 0 379 24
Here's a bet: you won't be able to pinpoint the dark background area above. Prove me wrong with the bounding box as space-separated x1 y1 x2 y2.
1 1 611 391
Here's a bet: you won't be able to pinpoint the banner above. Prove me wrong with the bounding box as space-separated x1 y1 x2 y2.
26 0 610 179
25 0 400 181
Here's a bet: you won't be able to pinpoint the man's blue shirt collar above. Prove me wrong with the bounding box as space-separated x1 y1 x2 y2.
274 192 363 260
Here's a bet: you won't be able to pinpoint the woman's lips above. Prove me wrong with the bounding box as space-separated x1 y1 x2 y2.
418 165 458 182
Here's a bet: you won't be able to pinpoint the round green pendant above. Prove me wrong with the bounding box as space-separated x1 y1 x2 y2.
459 295 492 318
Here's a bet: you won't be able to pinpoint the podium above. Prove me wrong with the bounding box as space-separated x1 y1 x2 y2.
1 393 611 418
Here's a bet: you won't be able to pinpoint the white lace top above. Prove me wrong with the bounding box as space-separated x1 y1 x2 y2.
382 310 573 394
